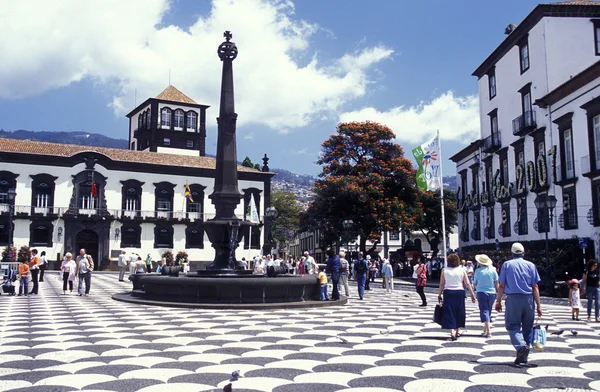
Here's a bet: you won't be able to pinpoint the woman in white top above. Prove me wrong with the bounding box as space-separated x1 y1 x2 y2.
438 254 476 340
60 253 76 295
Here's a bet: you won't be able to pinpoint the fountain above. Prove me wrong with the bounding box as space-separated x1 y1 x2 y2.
113 32 347 308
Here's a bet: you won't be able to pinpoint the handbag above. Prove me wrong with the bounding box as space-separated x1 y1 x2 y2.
433 300 444 325
530 322 546 352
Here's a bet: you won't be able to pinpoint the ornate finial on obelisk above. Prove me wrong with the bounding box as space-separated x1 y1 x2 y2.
217 31 238 61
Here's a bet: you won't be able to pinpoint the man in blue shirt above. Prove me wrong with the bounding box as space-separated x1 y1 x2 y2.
495 242 543 365
354 252 369 300
326 249 341 300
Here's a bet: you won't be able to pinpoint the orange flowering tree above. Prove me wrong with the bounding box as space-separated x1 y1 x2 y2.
303 121 421 253
409 190 458 258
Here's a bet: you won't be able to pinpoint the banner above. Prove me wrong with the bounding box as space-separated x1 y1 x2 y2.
412 135 440 191
249 194 260 223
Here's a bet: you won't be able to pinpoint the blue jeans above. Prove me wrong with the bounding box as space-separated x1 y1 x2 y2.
19 277 29 296
477 292 496 322
356 273 367 299
587 287 600 319
78 272 91 295
505 294 535 356
320 284 328 301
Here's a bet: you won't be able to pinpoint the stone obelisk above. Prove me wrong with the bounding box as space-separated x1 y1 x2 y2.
203 31 249 272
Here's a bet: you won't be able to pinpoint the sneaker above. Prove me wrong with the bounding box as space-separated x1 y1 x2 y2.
419 303 427 307
515 346 530 364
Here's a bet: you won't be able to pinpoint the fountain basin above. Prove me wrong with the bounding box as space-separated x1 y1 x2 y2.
112 274 347 309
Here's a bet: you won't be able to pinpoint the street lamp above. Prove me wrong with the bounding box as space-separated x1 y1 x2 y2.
7 188 16 263
534 194 557 290
264 206 277 256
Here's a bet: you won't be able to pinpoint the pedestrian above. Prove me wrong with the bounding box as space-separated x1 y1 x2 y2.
326 248 341 300
145 253 153 273
17 258 30 296
365 255 372 291
118 250 128 281
369 260 377 283
382 259 394 293
473 254 499 338
438 253 476 340
582 259 599 322
466 260 474 287
354 252 369 300
135 256 146 274
317 265 328 301
416 260 427 306
495 242 543 365
29 249 40 295
39 250 48 282
60 252 76 295
339 251 350 297
303 251 316 275
569 279 582 321
75 248 94 296
298 257 305 275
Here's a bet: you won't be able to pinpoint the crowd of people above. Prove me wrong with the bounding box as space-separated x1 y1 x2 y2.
1 248 94 297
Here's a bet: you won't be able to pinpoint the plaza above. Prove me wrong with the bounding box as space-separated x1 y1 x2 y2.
0 274 599 392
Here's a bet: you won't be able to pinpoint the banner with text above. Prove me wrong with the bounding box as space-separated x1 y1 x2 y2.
412 135 440 191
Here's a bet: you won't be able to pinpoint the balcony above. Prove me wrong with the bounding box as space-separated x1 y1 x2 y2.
512 110 536 136
555 160 577 184
482 132 502 153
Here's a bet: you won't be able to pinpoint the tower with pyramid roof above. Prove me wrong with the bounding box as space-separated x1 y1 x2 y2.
126 85 209 156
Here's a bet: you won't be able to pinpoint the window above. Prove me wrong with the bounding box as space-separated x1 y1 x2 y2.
563 189 578 230
30 222 53 247
518 150 525 168
491 113 498 135
186 226 204 249
174 109 184 129
501 203 511 237
486 207 495 239
145 110 150 128
121 224 141 248
0 219 8 246
187 112 197 131
163 138 170 146
154 183 174 219
460 212 469 242
564 129 574 179
161 108 171 128
186 140 194 148
517 198 528 235
501 156 509 185
519 40 530 73
488 69 496 99
472 210 481 241
154 225 173 248
389 231 400 241
487 164 493 194
594 20 600 55
138 115 143 129
78 182 97 210
594 115 600 169
594 182 600 226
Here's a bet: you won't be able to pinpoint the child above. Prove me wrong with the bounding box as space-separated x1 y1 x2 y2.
569 279 582 321
317 266 328 301
1 275 15 296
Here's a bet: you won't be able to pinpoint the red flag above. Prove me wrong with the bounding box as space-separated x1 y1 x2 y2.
91 172 97 197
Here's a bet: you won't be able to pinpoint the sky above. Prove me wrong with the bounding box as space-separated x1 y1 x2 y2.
0 0 544 177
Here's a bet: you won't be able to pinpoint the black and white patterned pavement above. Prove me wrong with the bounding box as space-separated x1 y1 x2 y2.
1 273 599 392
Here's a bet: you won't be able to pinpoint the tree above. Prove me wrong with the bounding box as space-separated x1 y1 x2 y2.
409 190 458 258
271 190 302 250
304 121 421 253
242 156 260 170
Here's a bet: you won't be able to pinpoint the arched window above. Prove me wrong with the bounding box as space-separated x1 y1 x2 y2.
30 221 53 247
161 108 171 129
174 109 184 129
154 224 173 248
144 110 150 128
187 112 197 132
138 114 143 129
121 223 141 248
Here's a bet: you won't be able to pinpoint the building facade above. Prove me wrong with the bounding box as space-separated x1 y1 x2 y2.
451 1 600 261
0 87 273 268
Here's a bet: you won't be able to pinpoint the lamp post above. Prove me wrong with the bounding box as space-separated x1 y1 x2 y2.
7 188 16 263
342 219 353 256
264 206 277 256
534 194 557 290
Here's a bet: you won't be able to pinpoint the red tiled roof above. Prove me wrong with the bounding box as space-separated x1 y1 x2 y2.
156 85 197 104
0 138 261 172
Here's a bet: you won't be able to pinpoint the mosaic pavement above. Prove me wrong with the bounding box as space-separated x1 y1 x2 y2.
1 273 599 392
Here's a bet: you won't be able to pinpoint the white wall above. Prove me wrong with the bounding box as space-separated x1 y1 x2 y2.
156 146 200 157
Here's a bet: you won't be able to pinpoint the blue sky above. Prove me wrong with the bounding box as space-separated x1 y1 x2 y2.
0 0 543 176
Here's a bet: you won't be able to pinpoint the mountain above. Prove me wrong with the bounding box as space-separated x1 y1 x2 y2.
0 129 129 149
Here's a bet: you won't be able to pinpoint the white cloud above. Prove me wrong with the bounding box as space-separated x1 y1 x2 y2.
339 91 480 145
0 0 392 131
243 132 255 141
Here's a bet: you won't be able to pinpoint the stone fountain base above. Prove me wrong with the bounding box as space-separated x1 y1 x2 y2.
112 273 347 309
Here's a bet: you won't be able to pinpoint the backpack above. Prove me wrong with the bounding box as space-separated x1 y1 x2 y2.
355 259 368 274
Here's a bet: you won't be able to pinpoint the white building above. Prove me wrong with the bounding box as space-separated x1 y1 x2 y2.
0 86 273 268
451 1 600 260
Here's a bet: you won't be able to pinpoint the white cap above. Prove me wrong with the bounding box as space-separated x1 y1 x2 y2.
511 242 525 254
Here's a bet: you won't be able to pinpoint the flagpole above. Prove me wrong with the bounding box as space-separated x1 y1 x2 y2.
438 130 448 264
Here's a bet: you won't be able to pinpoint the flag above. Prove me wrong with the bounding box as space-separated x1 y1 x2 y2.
184 182 194 202
412 135 440 191
249 194 260 224
91 171 97 197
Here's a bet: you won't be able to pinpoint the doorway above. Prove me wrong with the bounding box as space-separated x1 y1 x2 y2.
76 230 99 265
